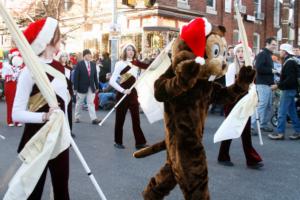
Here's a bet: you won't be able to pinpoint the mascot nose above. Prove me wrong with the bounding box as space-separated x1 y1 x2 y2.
222 62 227 70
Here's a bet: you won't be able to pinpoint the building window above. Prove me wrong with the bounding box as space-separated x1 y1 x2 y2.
253 33 260 55
207 0 215 7
225 0 232 13
254 0 261 13
206 0 217 14
274 0 280 28
233 30 239 44
177 0 190 9
254 0 264 20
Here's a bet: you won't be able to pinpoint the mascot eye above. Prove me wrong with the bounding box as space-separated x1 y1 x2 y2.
212 44 220 58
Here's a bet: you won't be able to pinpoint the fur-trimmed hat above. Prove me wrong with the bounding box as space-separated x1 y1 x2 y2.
180 17 212 65
233 43 252 55
23 17 58 55
9 48 23 67
121 43 136 53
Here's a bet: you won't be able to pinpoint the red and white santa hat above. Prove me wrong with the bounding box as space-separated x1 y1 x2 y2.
9 48 23 67
8 48 20 59
23 17 58 55
180 17 212 65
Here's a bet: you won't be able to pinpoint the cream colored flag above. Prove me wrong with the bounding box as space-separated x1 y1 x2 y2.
214 84 258 143
136 53 171 123
135 40 174 123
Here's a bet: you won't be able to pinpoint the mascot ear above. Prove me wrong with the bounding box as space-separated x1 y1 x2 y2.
211 25 226 37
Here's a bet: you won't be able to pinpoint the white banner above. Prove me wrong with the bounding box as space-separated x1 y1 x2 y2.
136 53 171 123
214 84 258 143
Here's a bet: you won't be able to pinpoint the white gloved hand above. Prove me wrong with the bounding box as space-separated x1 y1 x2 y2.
123 89 131 95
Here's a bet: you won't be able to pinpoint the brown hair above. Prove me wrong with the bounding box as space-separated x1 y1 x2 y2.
121 45 136 61
50 27 61 46
38 26 60 56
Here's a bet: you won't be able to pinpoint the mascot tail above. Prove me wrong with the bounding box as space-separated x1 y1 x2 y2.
133 140 166 158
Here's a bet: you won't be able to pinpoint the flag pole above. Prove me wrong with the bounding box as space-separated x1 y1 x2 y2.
99 39 175 126
234 1 263 145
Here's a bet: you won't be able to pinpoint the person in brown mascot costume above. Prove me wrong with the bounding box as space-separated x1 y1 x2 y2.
133 17 256 200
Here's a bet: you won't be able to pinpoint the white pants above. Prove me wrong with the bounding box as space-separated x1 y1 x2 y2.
75 88 97 121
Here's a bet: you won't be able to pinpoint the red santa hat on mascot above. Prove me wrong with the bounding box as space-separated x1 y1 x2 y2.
180 17 212 65
23 17 58 55
9 48 23 67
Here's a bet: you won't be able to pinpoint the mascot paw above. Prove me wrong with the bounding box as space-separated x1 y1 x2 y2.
175 60 200 89
237 66 256 86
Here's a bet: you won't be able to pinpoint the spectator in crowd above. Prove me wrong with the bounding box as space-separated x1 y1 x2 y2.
268 44 300 140
57 51 72 80
12 17 72 199
293 46 300 59
218 43 263 169
226 45 235 64
99 52 111 83
2 49 23 127
251 37 277 134
98 73 116 110
272 55 282 84
74 49 101 124
109 43 149 149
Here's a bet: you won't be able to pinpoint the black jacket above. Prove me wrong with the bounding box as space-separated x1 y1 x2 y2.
278 56 298 90
73 60 99 93
99 58 111 83
254 48 274 85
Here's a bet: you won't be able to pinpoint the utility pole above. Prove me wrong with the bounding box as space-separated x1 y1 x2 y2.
110 0 119 72
281 0 290 43
83 0 88 49
294 0 299 46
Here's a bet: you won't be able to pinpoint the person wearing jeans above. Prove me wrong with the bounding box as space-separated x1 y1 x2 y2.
268 43 300 140
251 37 277 133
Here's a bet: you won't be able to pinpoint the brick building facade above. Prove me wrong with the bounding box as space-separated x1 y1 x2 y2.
1 0 299 56
97 0 284 56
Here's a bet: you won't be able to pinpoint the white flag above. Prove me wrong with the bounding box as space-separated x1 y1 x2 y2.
136 53 171 123
214 84 258 143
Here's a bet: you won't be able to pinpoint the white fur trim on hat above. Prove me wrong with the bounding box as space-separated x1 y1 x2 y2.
195 57 205 65
31 17 58 55
8 51 19 59
121 43 136 53
12 56 23 67
233 43 253 55
203 18 212 36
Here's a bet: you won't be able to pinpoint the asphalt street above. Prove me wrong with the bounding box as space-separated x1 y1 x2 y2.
0 101 299 200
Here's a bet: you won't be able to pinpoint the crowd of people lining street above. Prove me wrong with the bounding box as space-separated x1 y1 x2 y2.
1 16 300 199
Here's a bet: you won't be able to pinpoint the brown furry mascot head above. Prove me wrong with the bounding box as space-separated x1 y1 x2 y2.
172 18 227 80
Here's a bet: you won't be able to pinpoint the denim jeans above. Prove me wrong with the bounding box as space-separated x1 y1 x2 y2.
99 92 116 108
276 90 300 134
251 84 273 129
